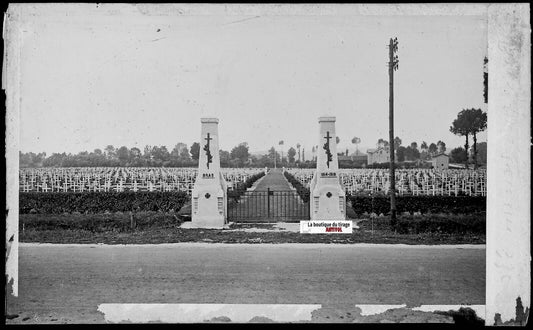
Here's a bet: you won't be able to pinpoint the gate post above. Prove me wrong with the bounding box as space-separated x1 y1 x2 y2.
309 116 346 220
189 118 227 228
267 188 271 221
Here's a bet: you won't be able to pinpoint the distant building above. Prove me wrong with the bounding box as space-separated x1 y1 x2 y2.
431 153 449 170
352 154 368 165
367 147 390 164
338 154 368 167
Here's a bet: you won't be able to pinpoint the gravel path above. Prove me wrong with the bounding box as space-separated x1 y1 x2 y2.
254 168 293 191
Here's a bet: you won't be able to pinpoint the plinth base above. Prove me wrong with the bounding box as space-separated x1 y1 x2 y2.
181 218 229 229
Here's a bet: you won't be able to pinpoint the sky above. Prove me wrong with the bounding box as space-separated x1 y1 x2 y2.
16 4 488 156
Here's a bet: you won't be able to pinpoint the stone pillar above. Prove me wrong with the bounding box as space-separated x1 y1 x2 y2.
190 118 227 228
309 116 346 220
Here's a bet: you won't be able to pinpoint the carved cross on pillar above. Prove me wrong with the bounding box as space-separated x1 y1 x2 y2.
323 131 333 168
204 133 213 169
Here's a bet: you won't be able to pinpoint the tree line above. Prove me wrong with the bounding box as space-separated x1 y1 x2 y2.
19 139 487 169
20 142 250 168
20 108 487 169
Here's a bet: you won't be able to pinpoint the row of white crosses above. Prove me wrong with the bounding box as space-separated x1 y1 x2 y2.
19 167 198 194
19 167 264 194
221 168 263 190
286 168 487 197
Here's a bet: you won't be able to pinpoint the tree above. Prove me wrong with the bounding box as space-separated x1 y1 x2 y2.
143 145 153 163
470 142 487 166
351 137 361 155
231 142 250 165
287 147 296 164
268 146 280 166
152 146 170 164
19 152 31 167
336 136 340 144
129 147 143 166
410 142 418 150
296 143 301 163
437 140 446 154
420 141 429 160
20 151 48 167
171 142 185 157
130 147 141 159
396 146 406 162
117 146 130 164
43 152 67 167
104 145 116 160
179 146 190 161
428 143 438 156
393 136 402 151
169 143 189 164
219 150 231 167
377 138 389 149
450 110 472 169
253 154 270 168
89 149 106 166
468 109 488 169
404 146 420 161
190 142 200 161
450 147 467 164
278 140 284 164
450 108 487 169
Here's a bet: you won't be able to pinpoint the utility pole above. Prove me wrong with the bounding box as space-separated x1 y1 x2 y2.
388 37 399 227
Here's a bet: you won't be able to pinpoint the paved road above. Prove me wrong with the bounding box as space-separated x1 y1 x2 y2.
228 169 308 221
6 243 485 323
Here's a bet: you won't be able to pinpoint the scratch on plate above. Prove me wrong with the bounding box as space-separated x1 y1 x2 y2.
223 16 260 26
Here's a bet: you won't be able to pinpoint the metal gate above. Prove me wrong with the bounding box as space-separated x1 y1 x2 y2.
227 188 310 222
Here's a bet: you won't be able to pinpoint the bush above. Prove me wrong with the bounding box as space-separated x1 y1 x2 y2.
347 195 486 216
284 171 310 202
19 191 190 214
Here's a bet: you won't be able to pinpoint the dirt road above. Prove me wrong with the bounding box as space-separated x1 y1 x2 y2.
6 243 485 323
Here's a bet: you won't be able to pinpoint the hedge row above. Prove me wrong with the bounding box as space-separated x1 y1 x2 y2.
347 195 486 215
20 212 178 232
284 171 310 203
359 214 485 234
227 172 266 198
20 191 189 214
